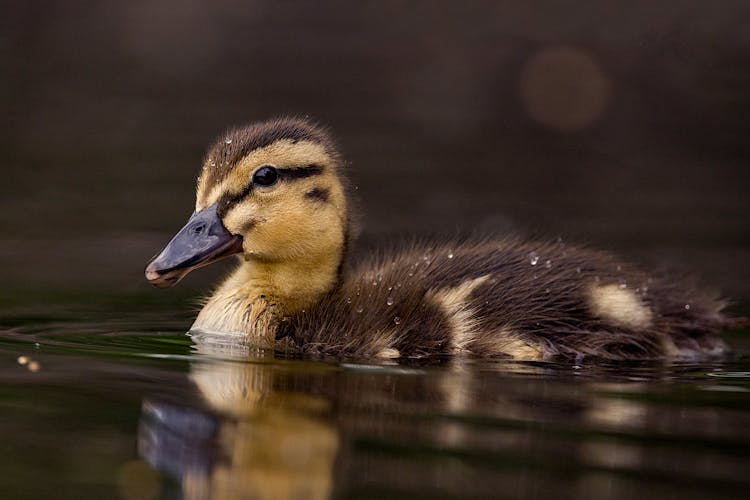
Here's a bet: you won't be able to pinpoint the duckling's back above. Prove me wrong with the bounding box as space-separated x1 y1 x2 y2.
280 238 729 361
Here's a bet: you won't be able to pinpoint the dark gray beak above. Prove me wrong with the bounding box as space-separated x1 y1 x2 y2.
145 203 243 288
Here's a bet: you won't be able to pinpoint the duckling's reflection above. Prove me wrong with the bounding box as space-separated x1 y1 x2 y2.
139 338 738 500
139 337 339 500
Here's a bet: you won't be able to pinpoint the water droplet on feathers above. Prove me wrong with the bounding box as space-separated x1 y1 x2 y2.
529 252 539 265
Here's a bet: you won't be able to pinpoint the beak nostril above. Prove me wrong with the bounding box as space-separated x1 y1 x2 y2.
193 224 206 235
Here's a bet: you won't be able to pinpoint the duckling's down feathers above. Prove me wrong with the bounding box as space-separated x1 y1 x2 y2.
278 237 728 360
147 116 733 361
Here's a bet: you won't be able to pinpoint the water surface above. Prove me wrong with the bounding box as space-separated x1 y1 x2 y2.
1 295 749 499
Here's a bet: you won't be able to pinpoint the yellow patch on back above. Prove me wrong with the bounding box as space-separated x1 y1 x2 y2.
430 276 547 359
376 347 401 359
478 329 546 360
588 284 653 329
428 275 490 353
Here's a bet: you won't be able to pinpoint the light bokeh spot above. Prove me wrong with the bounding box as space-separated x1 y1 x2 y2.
519 46 612 132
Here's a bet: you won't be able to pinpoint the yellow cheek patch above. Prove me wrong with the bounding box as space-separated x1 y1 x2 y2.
220 178 345 262
223 200 263 235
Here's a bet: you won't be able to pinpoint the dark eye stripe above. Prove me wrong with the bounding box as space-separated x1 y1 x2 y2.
217 164 325 216
277 164 324 179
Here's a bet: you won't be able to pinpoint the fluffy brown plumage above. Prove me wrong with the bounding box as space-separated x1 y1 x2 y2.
146 117 732 361
281 238 729 360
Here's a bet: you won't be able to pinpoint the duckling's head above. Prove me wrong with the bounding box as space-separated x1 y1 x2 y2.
145 117 351 288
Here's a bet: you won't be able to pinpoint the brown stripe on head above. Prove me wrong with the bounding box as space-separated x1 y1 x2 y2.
196 117 341 210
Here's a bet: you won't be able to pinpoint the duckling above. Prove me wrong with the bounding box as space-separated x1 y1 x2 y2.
145 117 732 361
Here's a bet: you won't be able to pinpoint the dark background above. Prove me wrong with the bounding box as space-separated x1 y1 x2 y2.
2 1 749 304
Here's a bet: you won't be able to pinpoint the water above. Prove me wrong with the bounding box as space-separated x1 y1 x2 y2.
1 295 749 499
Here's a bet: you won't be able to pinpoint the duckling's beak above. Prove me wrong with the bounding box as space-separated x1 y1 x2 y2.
145 203 243 288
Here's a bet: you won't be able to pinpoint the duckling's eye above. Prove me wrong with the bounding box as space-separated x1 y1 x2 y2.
252 166 278 186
